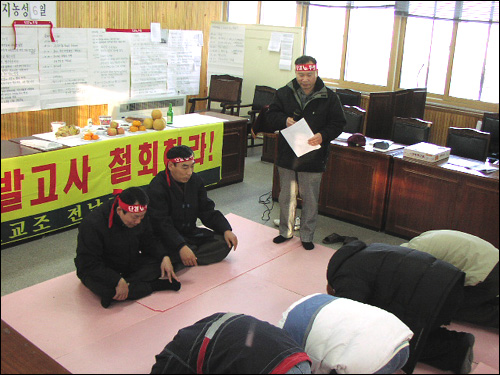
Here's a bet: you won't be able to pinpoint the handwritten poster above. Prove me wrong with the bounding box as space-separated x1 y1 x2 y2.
39 28 89 109
207 22 245 80
1 27 41 113
87 29 130 104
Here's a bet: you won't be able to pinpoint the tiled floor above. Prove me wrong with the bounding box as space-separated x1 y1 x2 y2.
1 214 498 374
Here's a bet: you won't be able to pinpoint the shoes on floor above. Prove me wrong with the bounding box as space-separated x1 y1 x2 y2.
274 217 300 231
322 233 345 244
302 241 315 250
273 235 292 244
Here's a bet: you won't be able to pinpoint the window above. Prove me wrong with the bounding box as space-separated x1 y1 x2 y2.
227 1 297 27
227 1 259 24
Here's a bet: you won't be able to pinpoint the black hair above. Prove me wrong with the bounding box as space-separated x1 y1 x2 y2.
167 145 194 164
295 55 317 65
119 186 149 207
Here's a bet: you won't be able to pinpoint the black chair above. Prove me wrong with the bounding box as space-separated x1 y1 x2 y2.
336 88 362 107
188 74 243 115
446 127 491 162
481 112 499 160
391 117 431 145
232 85 276 148
343 105 366 134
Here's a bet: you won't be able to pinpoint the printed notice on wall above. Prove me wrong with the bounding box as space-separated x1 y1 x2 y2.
39 28 89 109
167 29 203 96
207 22 245 80
87 29 130 104
1 27 41 113
129 32 169 99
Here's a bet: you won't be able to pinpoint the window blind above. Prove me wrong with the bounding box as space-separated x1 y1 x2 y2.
395 1 499 23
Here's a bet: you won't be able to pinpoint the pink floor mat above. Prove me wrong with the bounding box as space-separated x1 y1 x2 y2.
1 214 498 374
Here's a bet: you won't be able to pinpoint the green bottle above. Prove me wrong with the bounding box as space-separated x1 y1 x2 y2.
167 103 173 124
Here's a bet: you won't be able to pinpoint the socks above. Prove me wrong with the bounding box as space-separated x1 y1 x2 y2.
150 278 181 292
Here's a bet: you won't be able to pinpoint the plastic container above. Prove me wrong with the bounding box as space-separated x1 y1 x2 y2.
99 115 112 126
51 121 66 132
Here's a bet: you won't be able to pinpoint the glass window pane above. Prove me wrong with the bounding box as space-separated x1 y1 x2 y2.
400 17 434 89
228 1 258 24
449 22 489 101
481 24 499 103
426 20 453 95
305 4 346 80
344 7 394 86
260 1 297 27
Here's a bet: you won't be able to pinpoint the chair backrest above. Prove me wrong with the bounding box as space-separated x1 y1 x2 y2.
343 105 366 134
336 88 362 107
481 112 499 158
251 85 276 111
208 74 243 109
392 117 431 145
446 127 491 161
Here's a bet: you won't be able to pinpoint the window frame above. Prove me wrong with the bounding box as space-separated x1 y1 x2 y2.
224 1 499 113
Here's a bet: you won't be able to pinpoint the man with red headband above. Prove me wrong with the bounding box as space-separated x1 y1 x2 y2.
146 145 238 270
75 187 180 308
266 55 346 250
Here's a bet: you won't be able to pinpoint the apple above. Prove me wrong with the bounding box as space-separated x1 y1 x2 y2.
117 127 125 135
109 121 119 129
107 128 117 136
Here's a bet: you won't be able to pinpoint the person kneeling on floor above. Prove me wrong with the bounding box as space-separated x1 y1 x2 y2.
146 145 238 271
150 312 311 374
401 229 499 329
326 240 475 374
278 293 413 374
74 187 180 308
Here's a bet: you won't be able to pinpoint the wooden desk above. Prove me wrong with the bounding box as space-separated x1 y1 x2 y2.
386 155 499 247
1 140 41 159
1 320 70 374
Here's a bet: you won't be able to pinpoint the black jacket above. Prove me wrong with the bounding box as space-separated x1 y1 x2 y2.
146 170 232 253
74 198 166 288
151 313 310 374
266 77 346 172
326 241 465 374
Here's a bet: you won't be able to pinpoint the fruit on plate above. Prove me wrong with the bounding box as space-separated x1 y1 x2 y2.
143 118 154 129
83 131 99 141
132 120 142 127
117 127 125 135
107 127 118 136
109 121 119 129
152 109 162 120
55 124 80 137
153 118 166 130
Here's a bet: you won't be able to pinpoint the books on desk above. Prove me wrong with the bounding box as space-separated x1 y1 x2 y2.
403 142 451 162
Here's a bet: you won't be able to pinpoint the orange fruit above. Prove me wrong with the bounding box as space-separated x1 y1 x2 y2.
84 134 92 140
132 120 142 127
92 134 99 140
129 126 138 132
139 125 146 131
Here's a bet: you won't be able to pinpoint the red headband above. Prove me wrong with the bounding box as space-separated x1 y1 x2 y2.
296 64 317 71
108 194 147 228
166 155 195 186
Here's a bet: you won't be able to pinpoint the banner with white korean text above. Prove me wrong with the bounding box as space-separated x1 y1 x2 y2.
1 122 223 245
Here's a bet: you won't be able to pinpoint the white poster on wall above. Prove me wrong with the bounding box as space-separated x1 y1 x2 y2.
1 27 41 113
207 22 245 81
1 1 57 27
87 29 130 105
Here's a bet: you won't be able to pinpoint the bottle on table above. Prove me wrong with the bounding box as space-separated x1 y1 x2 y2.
167 103 174 124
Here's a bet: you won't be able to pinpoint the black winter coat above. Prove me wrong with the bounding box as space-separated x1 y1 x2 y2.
266 77 346 172
74 198 166 288
146 170 232 253
150 313 310 374
326 241 465 374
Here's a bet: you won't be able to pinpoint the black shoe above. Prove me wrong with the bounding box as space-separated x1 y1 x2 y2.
302 241 315 250
273 235 292 244
151 278 181 292
322 233 345 244
101 294 113 308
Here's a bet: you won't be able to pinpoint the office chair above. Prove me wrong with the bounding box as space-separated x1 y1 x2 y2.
343 105 366 134
481 112 499 161
446 127 491 162
188 74 243 115
391 117 431 145
232 85 276 148
336 88 362 107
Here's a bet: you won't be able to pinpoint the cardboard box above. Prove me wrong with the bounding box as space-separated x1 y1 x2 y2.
403 142 451 162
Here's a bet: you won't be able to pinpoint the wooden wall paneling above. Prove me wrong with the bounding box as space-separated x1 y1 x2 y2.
1 1 223 140
365 91 394 139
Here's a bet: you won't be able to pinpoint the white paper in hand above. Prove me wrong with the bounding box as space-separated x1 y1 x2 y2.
280 118 321 157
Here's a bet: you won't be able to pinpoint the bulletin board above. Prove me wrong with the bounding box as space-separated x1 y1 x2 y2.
209 21 304 106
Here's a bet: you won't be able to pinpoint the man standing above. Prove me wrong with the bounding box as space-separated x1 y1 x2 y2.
266 55 346 250
75 187 180 308
146 145 238 270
